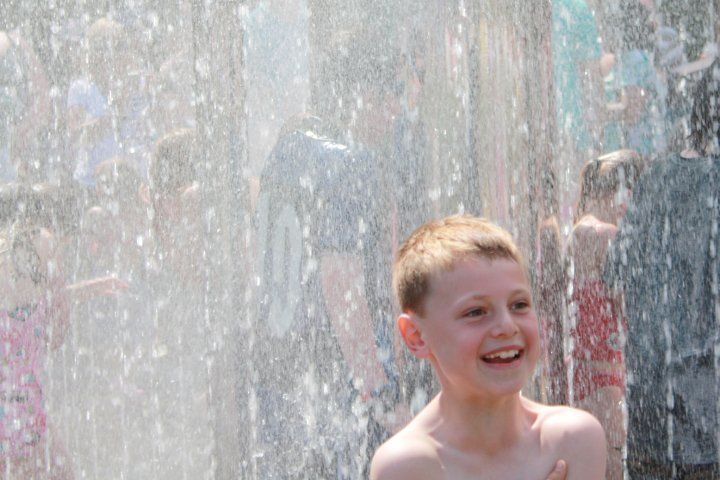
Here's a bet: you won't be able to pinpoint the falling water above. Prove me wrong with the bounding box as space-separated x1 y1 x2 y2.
0 1 718 479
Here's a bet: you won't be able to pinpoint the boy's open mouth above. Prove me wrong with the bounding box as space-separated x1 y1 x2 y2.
481 349 523 364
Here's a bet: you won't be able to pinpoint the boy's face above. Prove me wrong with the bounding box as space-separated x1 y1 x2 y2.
404 257 540 399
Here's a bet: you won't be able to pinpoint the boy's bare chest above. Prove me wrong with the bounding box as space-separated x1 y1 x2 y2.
436 442 558 480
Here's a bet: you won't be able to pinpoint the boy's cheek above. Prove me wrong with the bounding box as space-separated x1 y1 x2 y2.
523 315 542 357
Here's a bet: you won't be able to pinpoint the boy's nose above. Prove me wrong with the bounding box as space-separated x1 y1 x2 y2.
491 309 519 337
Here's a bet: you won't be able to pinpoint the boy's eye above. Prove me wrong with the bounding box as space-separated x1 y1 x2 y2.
464 307 487 317
512 300 531 311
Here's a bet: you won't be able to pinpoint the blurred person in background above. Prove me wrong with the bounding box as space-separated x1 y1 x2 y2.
565 150 643 480
249 111 403 478
602 0 667 158
80 157 150 277
247 24 429 472
552 0 606 158
66 18 152 187
668 16 719 150
0 27 51 183
147 3 196 140
150 53 196 139
246 14 449 474
552 0 611 226
149 129 202 280
0 183 125 478
0 184 73 478
147 128 212 480
340 25 432 453
67 156 156 479
654 14 690 152
668 6 718 78
606 59 720 479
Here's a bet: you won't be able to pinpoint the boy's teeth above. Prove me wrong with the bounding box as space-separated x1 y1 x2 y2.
485 350 519 359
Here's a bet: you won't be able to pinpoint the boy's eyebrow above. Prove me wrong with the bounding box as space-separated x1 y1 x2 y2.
455 288 532 305
509 288 532 297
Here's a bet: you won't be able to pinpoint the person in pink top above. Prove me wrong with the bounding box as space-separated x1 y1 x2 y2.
0 184 125 477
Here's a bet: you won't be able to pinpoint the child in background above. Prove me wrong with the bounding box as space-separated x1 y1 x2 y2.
148 128 202 278
148 128 213 479
82 156 150 276
371 215 605 480
66 18 151 186
70 157 155 478
0 29 51 183
0 184 124 477
565 150 642 480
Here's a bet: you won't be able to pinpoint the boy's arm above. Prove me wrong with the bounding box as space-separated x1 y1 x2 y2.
544 408 606 480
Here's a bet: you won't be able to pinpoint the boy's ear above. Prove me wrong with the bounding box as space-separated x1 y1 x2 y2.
397 313 430 359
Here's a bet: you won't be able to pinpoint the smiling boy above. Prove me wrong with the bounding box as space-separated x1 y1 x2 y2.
370 215 605 480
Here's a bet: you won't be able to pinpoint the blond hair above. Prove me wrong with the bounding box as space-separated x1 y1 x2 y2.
393 215 524 314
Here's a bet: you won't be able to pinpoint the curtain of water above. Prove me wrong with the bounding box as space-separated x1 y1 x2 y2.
1 0 719 478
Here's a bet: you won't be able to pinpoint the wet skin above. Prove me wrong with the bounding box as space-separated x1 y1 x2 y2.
371 258 605 479
412 257 540 400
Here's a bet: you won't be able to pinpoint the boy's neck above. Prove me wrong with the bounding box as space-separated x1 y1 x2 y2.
433 391 532 455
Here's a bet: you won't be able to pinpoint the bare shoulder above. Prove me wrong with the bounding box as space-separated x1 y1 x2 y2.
592 221 618 241
370 429 442 480
570 218 595 239
538 404 605 440
573 216 617 241
534 404 606 480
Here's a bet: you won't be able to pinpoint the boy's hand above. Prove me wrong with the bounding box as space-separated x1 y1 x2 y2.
545 460 567 480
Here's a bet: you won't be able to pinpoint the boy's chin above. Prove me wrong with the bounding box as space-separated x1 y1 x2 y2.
482 381 528 398
475 370 534 397
450 376 528 400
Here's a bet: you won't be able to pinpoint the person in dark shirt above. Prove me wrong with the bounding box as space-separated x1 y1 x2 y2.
249 114 399 479
606 59 720 479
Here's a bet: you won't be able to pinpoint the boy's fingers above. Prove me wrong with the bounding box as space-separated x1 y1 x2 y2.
546 460 567 480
